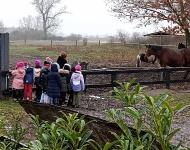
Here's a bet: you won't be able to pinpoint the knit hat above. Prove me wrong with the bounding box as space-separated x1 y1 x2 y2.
16 61 24 68
46 57 53 63
75 65 81 71
24 62 30 66
35 60 41 67
63 63 71 71
44 60 51 67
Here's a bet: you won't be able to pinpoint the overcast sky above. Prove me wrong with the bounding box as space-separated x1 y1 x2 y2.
0 0 157 36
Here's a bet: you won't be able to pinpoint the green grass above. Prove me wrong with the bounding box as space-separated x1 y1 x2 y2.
0 99 29 122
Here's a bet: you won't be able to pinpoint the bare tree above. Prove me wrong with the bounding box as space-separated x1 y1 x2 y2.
19 15 42 31
32 0 67 40
117 29 129 44
0 20 6 32
105 0 190 46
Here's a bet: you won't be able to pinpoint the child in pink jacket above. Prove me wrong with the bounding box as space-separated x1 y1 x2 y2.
12 61 26 102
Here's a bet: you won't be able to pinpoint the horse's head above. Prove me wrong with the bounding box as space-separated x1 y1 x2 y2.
71 60 89 71
178 43 186 49
145 44 154 57
145 44 162 58
80 61 89 70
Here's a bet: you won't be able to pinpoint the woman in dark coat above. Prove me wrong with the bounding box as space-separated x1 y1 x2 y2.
47 63 63 105
57 51 67 69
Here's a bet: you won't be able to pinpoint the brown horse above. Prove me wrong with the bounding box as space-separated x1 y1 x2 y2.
145 44 190 79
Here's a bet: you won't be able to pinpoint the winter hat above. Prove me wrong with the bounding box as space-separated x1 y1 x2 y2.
34 60 41 67
44 60 51 67
16 61 24 68
63 63 71 71
75 65 82 71
46 57 53 63
54 62 60 70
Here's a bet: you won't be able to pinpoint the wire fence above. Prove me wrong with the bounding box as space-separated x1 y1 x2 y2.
10 39 178 50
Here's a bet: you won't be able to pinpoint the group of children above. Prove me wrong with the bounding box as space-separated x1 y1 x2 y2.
11 52 85 108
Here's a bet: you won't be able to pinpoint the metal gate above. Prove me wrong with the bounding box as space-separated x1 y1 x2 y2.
0 33 9 99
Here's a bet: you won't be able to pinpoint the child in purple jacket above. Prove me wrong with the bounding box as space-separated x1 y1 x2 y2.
70 65 85 108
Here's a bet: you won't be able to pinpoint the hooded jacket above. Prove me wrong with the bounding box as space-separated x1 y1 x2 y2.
70 71 85 92
59 69 70 92
57 56 67 69
39 66 50 92
34 67 42 85
47 63 63 98
12 67 26 89
24 67 34 84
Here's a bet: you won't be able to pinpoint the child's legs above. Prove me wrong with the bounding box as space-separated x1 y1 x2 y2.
49 97 53 104
62 92 66 103
12 88 17 99
24 84 27 99
76 92 81 106
72 92 76 105
40 92 44 103
17 89 23 100
53 97 58 105
44 93 50 103
28 84 33 100
36 85 42 100
59 92 64 105
68 91 73 106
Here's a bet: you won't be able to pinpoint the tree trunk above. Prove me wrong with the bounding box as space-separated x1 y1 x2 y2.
185 29 190 48
43 19 47 40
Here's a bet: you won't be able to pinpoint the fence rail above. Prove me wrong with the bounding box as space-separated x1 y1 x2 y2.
2 67 190 95
82 67 190 89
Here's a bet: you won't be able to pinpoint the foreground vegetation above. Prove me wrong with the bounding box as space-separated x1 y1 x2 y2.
0 79 190 149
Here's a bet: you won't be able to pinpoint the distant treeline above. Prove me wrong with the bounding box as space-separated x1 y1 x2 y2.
5 27 186 46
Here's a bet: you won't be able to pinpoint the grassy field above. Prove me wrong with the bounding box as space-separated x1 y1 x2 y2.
9 43 144 69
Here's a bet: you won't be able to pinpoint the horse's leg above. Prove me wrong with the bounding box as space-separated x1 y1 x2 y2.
183 70 190 79
136 56 141 67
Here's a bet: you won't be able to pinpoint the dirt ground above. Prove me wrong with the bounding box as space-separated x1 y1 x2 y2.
73 87 190 148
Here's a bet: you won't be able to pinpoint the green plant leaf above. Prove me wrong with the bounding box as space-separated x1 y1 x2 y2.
166 128 180 142
156 94 169 109
175 105 190 115
125 107 140 119
144 95 154 106
87 139 102 150
135 145 144 150
79 130 93 148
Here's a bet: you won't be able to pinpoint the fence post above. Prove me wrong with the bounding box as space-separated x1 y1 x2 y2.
25 39 26 46
111 73 117 87
51 40 53 50
165 70 171 89
76 40 77 46
99 40 100 46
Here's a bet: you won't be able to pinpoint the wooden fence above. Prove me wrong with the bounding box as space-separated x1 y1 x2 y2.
3 67 190 94
82 67 190 89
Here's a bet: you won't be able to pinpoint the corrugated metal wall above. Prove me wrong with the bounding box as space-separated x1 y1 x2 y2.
0 33 9 99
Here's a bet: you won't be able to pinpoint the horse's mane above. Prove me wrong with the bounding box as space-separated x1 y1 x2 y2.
149 45 163 51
